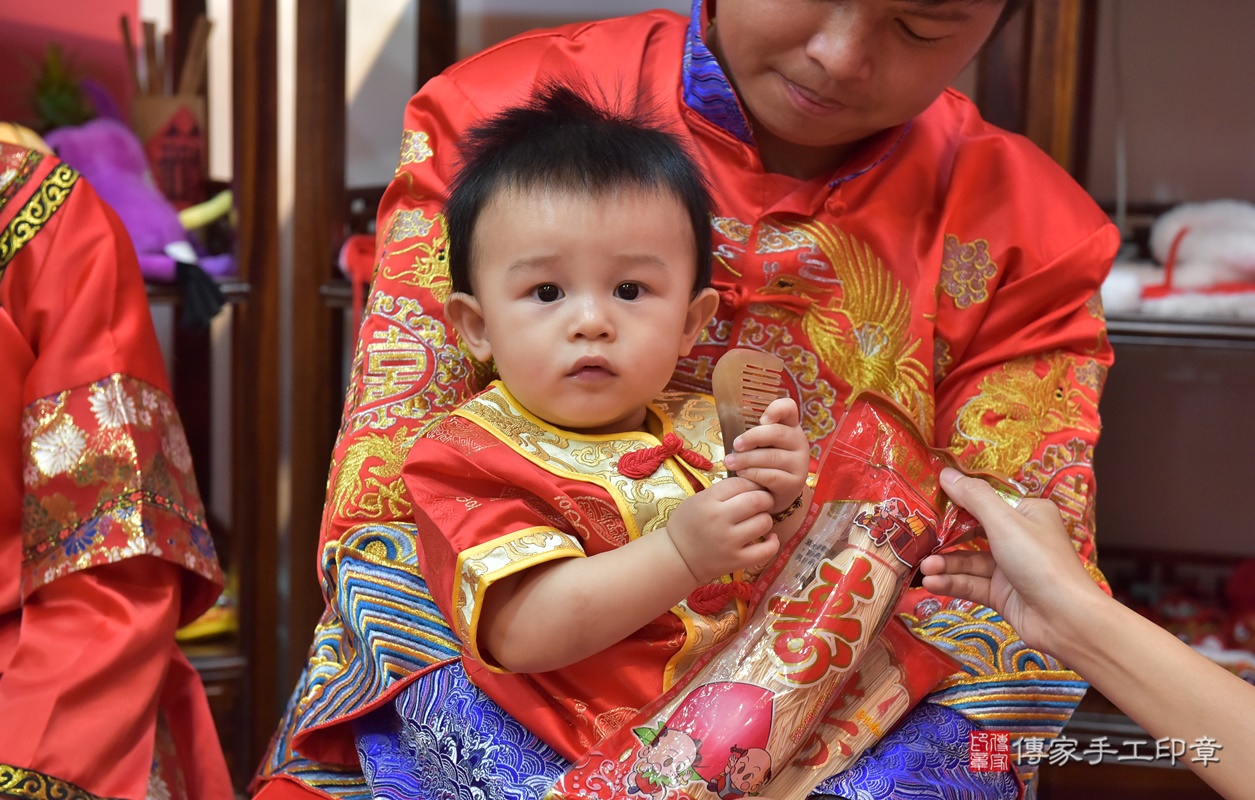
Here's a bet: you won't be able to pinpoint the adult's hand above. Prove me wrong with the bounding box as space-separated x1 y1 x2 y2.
919 467 1106 657
925 468 1255 800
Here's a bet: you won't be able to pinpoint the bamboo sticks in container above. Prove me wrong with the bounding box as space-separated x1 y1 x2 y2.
121 13 213 209
119 13 213 99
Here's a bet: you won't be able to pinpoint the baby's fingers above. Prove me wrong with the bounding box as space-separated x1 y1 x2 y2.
737 531 779 568
726 444 796 477
729 431 808 479
758 396 799 428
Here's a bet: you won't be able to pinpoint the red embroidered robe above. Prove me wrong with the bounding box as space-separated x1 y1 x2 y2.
0 145 230 800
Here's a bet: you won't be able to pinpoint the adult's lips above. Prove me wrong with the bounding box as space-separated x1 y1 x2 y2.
782 74 848 113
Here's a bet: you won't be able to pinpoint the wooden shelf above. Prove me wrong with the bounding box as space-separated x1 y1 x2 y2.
182 637 247 679
1063 690 1196 763
1107 313 1255 344
181 637 249 789
146 278 251 305
1037 689 1223 799
320 277 354 308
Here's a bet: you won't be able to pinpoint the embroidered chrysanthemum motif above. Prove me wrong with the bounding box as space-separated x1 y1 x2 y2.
90 379 139 428
32 418 87 476
63 518 100 556
163 430 194 473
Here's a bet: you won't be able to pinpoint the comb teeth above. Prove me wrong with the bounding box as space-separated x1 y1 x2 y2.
740 365 784 420
712 348 789 475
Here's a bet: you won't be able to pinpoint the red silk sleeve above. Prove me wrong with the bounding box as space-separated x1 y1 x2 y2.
6 159 221 614
0 558 180 800
931 144 1120 573
403 420 588 662
7 164 173 402
1 150 229 800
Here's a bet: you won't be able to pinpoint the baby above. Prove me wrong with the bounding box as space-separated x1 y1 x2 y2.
402 83 811 760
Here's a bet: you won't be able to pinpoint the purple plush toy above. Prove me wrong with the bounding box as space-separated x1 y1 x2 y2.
43 117 232 326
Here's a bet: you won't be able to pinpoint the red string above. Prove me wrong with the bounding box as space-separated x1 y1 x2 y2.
687 580 755 615
617 432 712 479
712 279 814 316
1142 225 1191 299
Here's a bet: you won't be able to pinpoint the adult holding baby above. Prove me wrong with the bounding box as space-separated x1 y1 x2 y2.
254 1 1118 797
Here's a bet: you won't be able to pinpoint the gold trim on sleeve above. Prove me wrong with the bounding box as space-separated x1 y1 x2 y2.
453 525 585 672
0 766 118 800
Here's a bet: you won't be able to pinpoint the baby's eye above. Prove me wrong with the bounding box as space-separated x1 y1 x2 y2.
615 282 642 300
533 284 563 302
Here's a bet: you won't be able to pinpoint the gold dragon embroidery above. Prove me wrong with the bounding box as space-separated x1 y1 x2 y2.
949 352 1093 476
330 427 420 520
377 210 452 303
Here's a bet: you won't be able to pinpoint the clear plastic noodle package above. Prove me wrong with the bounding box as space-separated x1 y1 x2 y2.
547 392 1022 800
764 618 960 797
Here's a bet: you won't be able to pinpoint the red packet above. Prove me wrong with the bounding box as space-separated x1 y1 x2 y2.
131 95 207 209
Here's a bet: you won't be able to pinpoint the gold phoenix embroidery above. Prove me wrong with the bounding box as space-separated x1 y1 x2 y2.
330 426 420 521
754 220 933 435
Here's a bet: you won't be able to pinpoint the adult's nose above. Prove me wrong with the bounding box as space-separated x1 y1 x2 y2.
805 7 874 83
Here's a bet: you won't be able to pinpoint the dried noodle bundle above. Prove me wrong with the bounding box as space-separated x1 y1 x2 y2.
764 618 960 797
546 392 1020 800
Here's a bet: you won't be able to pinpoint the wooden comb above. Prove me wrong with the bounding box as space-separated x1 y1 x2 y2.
712 348 788 476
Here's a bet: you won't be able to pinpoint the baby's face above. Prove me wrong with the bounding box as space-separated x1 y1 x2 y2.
461 185 713 434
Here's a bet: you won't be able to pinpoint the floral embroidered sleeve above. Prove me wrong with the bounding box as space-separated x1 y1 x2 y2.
0 152 224 799
7 160 221 612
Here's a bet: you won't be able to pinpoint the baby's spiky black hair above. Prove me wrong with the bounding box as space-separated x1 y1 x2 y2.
445 81 714 295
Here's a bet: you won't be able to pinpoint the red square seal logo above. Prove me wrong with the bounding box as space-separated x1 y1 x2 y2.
969 730 1012 772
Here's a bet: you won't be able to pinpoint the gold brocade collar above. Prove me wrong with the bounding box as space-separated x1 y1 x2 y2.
452 381 728 542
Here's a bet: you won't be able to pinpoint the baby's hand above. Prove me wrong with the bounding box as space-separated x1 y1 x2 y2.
722 397 809 517
664 478 777 584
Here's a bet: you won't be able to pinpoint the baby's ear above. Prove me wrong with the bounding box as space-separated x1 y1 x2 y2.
680 288 720 355
445 292 493 361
